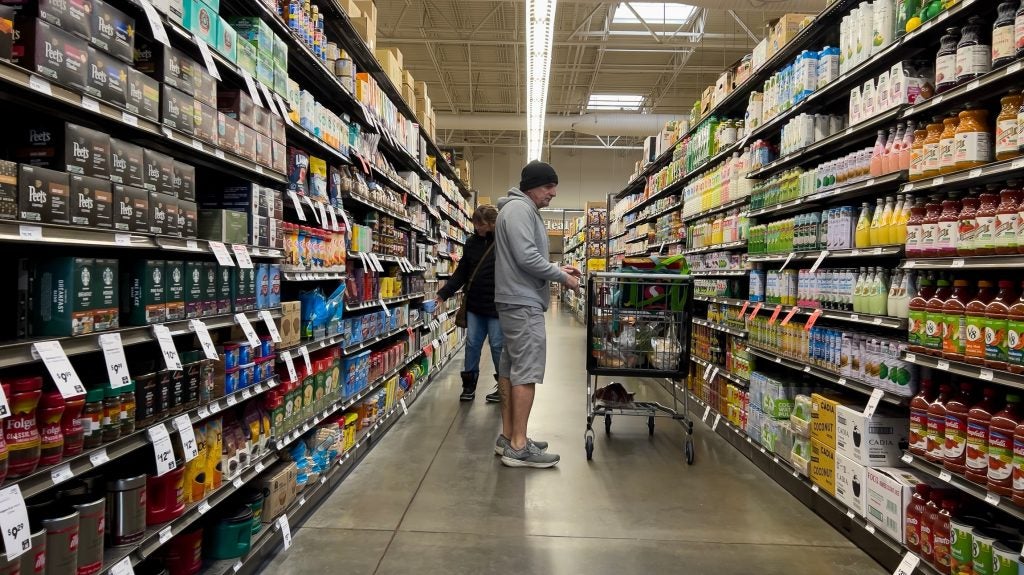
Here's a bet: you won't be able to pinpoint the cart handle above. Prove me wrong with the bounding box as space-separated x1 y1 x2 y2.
589 272 693 280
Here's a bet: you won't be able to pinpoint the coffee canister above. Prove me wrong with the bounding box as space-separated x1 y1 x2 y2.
0 549 19 575
20 528 46 575
69 496 105 575
105 474 147 546
35 506 79 575
162 526 202 575
204 506 253 560
147 459 185 526
236 489 264 536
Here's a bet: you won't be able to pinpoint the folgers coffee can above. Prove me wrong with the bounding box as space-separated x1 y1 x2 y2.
105 474 147 546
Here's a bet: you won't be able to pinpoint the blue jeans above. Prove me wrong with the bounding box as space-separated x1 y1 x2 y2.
465 311 503 375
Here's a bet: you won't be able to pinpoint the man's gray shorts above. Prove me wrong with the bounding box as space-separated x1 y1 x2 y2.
497 304 546 385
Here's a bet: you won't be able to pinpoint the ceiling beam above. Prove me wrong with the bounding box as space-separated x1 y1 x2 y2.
728 9 760 42
379 36 755 49
623 3 662 44
470 2 505 35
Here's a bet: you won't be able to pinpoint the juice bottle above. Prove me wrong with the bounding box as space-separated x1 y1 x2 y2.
1012 419 1024 505
988 393 1020 495
994 2 1018 69
966 387 1001 485
918 488 944 562
880 196 896 245
932 497 958 570
964 280 996 364
906 484 932 553
870 130 886 177
975 192 999 256
855 202 872 248
887 126 903 174
986 280 1019 370
956 16 992 85
995 185 1022 254
942 279 973 359
1016 184 1024 253
938 115 960 174
909 273 936 352
936 199 960 257
954 108 993 171
906 197 927 257
927 383 954 462
1016 2 1024 60
901 121 915 170
869 197 886 246
957 195 980 256
910 126 929 181
1007 282 1024 373
923 121 944 179
996 93 1022 161
921 196 943 258
890 195 906 244
943 382 976 473
935 27 960 94
926 277 953 355
910 373 937 455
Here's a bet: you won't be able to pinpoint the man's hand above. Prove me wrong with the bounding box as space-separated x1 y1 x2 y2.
564 274 580 291
561 265 582 278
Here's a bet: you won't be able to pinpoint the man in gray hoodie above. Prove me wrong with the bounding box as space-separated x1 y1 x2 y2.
493 160 581 468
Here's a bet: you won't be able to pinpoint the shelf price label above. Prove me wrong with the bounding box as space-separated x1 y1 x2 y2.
208 241 235 266
768 305 783 325
147 424 176 476
152 325 183 371
779 252 795 271
259 83 279 117
805 309 823 331
702 363 713 382
137 0 169 45
737 301 749 320
327 206 339 231
234 314 261 348
712 414 721 432
259 311 282 343
110 557 134 575
231 245 254 269
780 307 800 327
299 346 312 374
278 516 292 550
33 341 86 398
99 333 132 389
192 33 221 80
808 250 830 273
0 485 31 560
240 70 262 106
863 389 884 418
892 552 920 575
280 351 298 382
274 94 294 127
173 414 199 462
748 302 763 320
190 320 220 361
288 192 307 221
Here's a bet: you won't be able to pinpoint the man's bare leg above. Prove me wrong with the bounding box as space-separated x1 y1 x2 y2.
509 383 535 451
499 375 513 439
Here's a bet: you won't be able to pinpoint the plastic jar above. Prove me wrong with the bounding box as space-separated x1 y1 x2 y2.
955 108 994 170
37 391 65 467
81 386 105 450
5 376 42 478
61 393 85 457
102 384 122 443
997 93 1022 161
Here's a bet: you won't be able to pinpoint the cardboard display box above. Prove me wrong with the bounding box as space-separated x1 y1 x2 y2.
865 467 944 543
809 438 836 496
835 405 908 467
811 393 843 448
834 452 867 517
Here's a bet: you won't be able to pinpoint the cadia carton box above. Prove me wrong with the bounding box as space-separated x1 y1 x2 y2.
810 438 836 496
835 452 867 517
835 404 908 467
259 462 296 521
121 259 166 325
18 164 68 224
92 258 118 331
32 257 95 336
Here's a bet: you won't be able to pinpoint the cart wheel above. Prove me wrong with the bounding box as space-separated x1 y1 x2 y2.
604 414 612 435
585 435 595 460
685 438 695 465
648 416 655 436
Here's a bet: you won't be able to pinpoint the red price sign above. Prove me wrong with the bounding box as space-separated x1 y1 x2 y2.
768 305 783 325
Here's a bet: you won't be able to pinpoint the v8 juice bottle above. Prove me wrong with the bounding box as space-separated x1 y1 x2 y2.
988 393 1020 495
909 273 936 352
925 277 953 356
986 280 1019 370
966 387 1000 484
927 383 954 463
941 279 973 360
943 382 976 474
1006 282 1024 373
964 280 996 364
910 373 937 456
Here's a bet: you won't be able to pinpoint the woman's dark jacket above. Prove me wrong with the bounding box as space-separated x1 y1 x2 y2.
437 232 497 317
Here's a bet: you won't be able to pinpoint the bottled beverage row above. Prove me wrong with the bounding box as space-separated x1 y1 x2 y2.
905 188 1024 258
750 267 912 318
686 209 748 250
748 197 910 254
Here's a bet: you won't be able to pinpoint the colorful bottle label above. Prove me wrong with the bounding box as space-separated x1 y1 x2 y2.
944 413 968 460
924 311 943 350
989 427 1014 481
966 419 990 474
997 118 1019 155
1012 433 1024 491
994 26 1015 62
939 137 956 169
936 220 957 250
936 54 956 86
922 222 938 251
959 217 978 250
923 142 940 172
927 412 946 457
986 317 1010 362
910 407 929 452
977 215 997 249
1008 318 1024 366
955 45 993 81
909 309 926 345
942 312 965 355
965 314 987 358
906 224 922 251
996 212 1019 248
955 131 993 165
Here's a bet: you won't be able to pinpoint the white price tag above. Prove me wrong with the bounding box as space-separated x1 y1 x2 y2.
281 351 298 382
952 258 965 268
809 250 829 273
258 84 279 117
99 333 132 389
232 562 242 573
328 207 339 232
28 75 51 95
81 96 100 112
811 484 820 493
174 415 199 462
147 425 176 476
779 252 795 271
300 346 313 374
255 461 266 473
33 341 86 398
196 405 210 419
1008 61 1023 75
710 367 720 382
121 111 138 127
50 463 73 485
863 389 884 418
970 168 983 178
303 197 320 223
233 477 244 489
242 388 252 400
152 325 183 371
401 398 409 415
234 313 261 348
114 233 132 246
278 516 292 550
847 509 856 519
190 320 219 361
208 241 235 266
89 448 109 467
198 501 211 515
937 360 950 370
298 497 306 507
191 139 204 152
289 192 306 221
338 208 350 229
980 369 995 381
901 453 914 465
260 311 282 343
232 245 254 269
702 364 713 381
379 299 391 317
318 203 329 230
0 381 10 419
939 470 952 482
137 0 169 45
986 492 1001 506
934 176 945 186
19 225 41 240
892 552 920 575
240 70 261 106
865 523 876 534
703 406 711 422
158 526 173 544
192 34 221 80
0 485 32 560
274 94 294 127
110 556 134 575
712 414 721 431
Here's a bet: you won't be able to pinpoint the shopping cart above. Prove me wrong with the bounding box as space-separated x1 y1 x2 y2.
585 272 695 463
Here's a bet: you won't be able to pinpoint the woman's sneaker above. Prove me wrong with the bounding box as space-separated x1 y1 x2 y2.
501 442 560 468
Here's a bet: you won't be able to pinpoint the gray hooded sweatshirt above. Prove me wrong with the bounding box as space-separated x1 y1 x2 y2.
494 188 568 311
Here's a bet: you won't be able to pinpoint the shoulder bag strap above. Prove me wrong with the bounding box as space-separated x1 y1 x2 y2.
464 243 495 291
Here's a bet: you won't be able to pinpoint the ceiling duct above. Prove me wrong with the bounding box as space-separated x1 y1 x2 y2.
437 113 681 137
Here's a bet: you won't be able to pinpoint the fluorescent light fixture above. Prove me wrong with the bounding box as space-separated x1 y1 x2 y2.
526 0 557 161
587 94 644 111
612 2 696 25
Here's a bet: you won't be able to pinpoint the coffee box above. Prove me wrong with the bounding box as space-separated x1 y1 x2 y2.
172 162 195 201
164 260 185 320
192 65 216 108
251 103 270 137
112 184 147 232
6 0 91 41
69 174 110 226
121 259 166 325
270 114 285 144
0 6 12 63
201 261 217 316
198 208 248 244
183 261 203 318
92 257 118 330
32 257 95 336
279 300 299 347
164 195 179 236
93 179 112 228
271 141 286 174
109 138 144 187
182 0 216 47
255 263 269 309
250 214 266 247
148 191 169 234
269 264 280 307
218 89 254 128
287 148 308 195
217 113 239 154
135 40 194 95
211 181 266 215
124 68 159 121
193 101 218 146
143 148 174 196
15 18 87 91
215 264 231 314
84 46 127 108
18 164 68 223
17 122 110 179
90 0 133 63
179 200 197 237
0 160 18 220
237 124 256 160
255 133 272 167
162 85 195 135
216 16 235 62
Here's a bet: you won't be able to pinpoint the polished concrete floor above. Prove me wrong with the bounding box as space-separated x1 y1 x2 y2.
265 303 887 575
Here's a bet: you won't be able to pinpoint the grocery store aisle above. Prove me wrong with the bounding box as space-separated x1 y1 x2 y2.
263 302 886 575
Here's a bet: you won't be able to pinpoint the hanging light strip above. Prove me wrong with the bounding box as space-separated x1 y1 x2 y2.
526 0 557 161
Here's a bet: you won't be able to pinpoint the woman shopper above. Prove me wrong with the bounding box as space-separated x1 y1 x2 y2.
436 204 503 402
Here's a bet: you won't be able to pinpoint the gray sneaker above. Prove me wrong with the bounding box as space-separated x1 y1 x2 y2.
501 442 560 468
494 434 549 455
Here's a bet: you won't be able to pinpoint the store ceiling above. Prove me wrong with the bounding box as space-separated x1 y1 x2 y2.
375 1 824 150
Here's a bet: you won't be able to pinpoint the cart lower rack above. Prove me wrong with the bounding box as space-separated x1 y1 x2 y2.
584 272 695 463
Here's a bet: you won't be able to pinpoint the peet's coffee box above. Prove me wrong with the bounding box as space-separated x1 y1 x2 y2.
84 46 127 109
193 101 217 146
109 138 144 187
179 200 197 238
183 261 203 318
90 0 134 64
121 259 166 325
164 260 185 321
161 85 194 136
135 39 194 95
164 195 180 236
31 256 95 336
92 258 119 330
201 261 217 316
215 264 231 315
69 174 112 227
148 190 169 234
125 67 159 122
16 122 110 179
6 0 91 39
172 161 194 201
143 148 174 196
112 184 148 232
0 160 18 220
18 164 68 224
15 18 88 91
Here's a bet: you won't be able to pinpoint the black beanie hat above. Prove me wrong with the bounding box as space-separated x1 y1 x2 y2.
519 160 558 192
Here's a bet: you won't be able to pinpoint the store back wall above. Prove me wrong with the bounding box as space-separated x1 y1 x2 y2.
467 148 635 210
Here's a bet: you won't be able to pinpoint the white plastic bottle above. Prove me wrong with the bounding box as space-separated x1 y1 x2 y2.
871 0 895 56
